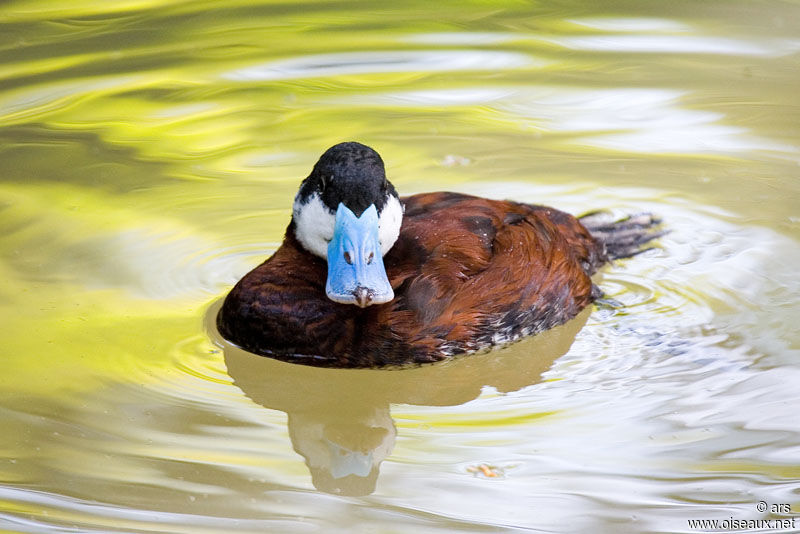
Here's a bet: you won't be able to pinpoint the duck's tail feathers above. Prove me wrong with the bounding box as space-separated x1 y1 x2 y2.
579 211 666 260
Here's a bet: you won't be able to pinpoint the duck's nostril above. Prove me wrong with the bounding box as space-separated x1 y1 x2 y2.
352 286 373 307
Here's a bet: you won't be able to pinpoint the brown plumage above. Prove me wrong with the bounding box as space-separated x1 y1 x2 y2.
217 189 659 367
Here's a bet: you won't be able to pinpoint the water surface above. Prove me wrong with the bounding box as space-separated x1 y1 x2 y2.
1 1 799 533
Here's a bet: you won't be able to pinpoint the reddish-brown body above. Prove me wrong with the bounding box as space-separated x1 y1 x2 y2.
217 192 610 367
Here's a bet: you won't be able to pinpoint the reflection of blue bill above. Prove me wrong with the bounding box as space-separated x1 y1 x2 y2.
325 438 373 479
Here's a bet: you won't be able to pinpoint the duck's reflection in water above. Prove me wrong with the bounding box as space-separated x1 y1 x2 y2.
215 305 590 496
288 405 394 495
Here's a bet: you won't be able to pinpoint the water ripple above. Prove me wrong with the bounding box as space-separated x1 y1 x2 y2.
333 86 799 158
223 50 539 81
546 35 800 57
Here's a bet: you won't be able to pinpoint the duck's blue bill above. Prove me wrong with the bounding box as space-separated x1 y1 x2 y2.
326 203 394 307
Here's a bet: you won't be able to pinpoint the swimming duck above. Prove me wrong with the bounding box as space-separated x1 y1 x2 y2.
217 142 661 367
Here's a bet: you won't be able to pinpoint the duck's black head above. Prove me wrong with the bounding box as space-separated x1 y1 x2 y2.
298 141 397 217
292 142 403 307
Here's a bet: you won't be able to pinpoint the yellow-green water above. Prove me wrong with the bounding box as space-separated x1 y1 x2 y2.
1 1 799 532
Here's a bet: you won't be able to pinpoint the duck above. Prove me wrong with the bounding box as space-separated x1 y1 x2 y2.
217 141 661 367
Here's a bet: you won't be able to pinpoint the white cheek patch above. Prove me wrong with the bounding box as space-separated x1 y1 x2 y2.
292 192 335 259
378 195 403 255
294 192 404 259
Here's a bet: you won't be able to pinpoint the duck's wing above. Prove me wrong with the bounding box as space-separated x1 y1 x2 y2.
378 192 604 360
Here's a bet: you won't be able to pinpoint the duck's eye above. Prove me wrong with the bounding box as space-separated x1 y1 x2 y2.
343 251 352 265
367 252 374 265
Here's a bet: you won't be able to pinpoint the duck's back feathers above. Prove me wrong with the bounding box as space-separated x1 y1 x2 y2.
218 192 633 367
381 193 605 362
